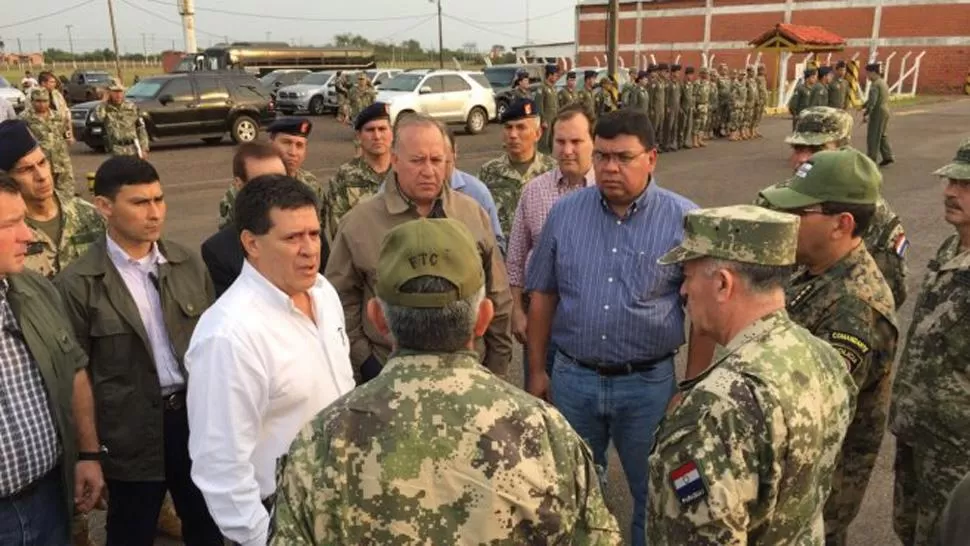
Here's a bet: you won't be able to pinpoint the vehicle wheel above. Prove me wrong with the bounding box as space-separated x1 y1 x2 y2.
231 116 258 143
202 136 222 145
496 101 509 121
309 96 325 116
465 107 488 135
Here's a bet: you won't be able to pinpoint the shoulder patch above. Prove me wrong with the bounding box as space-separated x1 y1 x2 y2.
893 232 909 258
670 461 707 505
830 331 870 354
828 331 870 371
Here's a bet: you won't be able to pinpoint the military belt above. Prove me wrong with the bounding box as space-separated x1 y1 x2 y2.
114 139 136 146
560 350 675 376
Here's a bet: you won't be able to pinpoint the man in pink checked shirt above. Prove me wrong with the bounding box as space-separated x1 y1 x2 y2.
507 103 597 387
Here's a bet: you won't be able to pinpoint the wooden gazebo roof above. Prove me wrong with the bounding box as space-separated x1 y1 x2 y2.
749 23 846 53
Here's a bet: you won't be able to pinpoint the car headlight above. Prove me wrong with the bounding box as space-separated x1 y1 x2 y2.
295 91 307 97
87 110 98 123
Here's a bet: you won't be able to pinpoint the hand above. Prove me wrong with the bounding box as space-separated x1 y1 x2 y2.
74 460 105 513
527 370 551 402
511 307 528 344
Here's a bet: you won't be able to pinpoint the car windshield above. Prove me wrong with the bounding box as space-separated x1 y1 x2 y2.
258 73 281 86
382 73 423 92
85 73 111 83
483 67 517 89
125 80 164 99
0 77 10 88
298 72 332 85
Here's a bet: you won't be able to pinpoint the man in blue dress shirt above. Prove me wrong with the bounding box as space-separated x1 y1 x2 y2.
525 109 716 545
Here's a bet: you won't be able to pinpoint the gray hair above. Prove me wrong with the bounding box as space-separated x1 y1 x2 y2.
379 276 486 352
392 113 448 153
702 259 794 294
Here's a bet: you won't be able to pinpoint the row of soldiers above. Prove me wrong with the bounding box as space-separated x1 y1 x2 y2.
333 71 377 126
788 61 853 126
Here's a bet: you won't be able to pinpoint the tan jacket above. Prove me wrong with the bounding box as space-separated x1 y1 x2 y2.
325 177 513 376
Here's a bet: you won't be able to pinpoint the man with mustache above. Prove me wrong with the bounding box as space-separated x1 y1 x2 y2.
890 139 970 546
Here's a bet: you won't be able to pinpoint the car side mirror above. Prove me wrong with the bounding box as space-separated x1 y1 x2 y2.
158 94 173 105
274 81 282 87
419 86 433 94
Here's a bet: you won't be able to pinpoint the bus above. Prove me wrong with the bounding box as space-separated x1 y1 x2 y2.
172 42 377 76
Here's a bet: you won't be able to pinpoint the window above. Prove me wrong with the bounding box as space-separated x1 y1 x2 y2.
196 77 229 101
468 74 490 89
162 78 194 102
233 83 269 101
442 75 471 93
422 76 445 94
126 80 164 99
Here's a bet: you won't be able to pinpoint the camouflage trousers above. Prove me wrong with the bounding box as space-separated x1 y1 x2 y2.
752 102 765 132
677 108 693 148
893 440 970 546
729 103 745 133
718 102 731 134
693 107 709 138
823 369 892 546
337 97 349 123
744 104 756 131
109 144 141 157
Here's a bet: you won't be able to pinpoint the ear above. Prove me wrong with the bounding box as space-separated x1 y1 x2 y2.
390 149 399 171
473 297 495 337
715 268 735 303
366 298 390 337
232 177 244 191
240 229 259 259
93 195 112 219
834 212 856 240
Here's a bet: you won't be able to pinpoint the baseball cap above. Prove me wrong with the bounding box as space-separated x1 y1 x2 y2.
30 88 51 102
759 148 881 209
658 205 799 266
375 219 484 308
933 139 970 180
785 107 853 146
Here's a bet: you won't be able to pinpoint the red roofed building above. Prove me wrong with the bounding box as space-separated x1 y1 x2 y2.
575 0 970 93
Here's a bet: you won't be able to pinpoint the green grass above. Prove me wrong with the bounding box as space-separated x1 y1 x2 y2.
1 64 168 87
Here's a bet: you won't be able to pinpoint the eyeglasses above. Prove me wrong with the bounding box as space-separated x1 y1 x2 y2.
592 149 648 166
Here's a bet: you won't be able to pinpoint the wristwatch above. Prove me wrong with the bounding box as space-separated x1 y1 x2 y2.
78 445 108 462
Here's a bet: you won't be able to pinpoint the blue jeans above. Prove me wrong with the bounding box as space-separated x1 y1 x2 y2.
0 469 69 546
522 340 558 388
551 351 675 546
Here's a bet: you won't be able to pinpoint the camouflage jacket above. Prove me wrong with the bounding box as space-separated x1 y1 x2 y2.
785 243 898 392
890 234 970 449
20 108 72 175
50 88 72 133
326 157 391 238
731 79 747 107
218 168 326 229
810 82 829 108
536 82 559 125
757 75 769 105
680 81 695 111
95 100 149 156
693 80 711 111
478 151 556 235
24 196 105 279
745 78 759 108
648 310 856 545
717 77 732 102
270 351 623 546
594 88 619 116
558 86 579 107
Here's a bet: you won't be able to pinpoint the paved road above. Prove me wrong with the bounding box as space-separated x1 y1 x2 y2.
69 98 969 545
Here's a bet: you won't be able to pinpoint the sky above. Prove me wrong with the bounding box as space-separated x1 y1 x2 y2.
1 0 578 55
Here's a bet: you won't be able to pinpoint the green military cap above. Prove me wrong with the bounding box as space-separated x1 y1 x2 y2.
658 205 799 266
786 106 853 146
932 138 970 180
376 218 484 308
30 88 51 101
760 148 881 209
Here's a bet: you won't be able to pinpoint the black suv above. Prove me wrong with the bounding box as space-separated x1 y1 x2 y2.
71 72 276 151
482 64 544 120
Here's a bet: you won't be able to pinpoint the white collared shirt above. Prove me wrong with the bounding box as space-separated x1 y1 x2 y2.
105 235 184 394
185 260 354 546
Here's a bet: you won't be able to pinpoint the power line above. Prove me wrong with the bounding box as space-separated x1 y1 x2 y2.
456 6 574 26
441 14 525 42
0 0 97 29
377 15 437 43
140 0 434 23
119 0 223 38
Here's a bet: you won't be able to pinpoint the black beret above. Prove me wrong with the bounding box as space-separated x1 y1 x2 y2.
865 62 881 72
647 65 658 73
354 102 390 131
501 98 538 123
671 64 682 72
804 68 818 78
835 60 847 69
514 72 529 84
658 63 669 70
566 71 577 79
684 66 695 75
584 70 598 79
544 64 558 76
268 117 312 138
0 120 39 171
819 66 833 77
637 70 650 80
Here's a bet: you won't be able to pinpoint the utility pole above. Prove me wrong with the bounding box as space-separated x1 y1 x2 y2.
526 0 530 45
36 33 43 63
66 25 77 68
141 33 148 58
433 0 443 69
265 31 271 42
178 0 198 53
106 0 124 83
607 0 619 78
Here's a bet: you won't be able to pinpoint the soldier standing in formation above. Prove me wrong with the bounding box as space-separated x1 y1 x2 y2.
479 99 556 236
678 66 695 149
535 64 560 155
716 63 732 137
577 70 598 119
334 71 350 125
692 67 711 148
96 81 149 158
728 69 747 141
754 64 769 138
863 62 895 167
326 102 393 239
789 68 817 130
830 60 851 109
648 205 856 544
512 71 532 100
557 70 579 107
626 70 649 114
20 88 76 196
891 139 970 546
619 68 638 106
649 66 666 145
740 66 757 140
813 66 832 107
663 64 681 152
759 149 899 546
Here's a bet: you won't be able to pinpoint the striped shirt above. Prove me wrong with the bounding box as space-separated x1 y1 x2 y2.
525 180 697 364
507 167 596 288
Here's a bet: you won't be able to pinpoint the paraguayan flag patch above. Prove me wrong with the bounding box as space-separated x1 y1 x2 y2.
670 461 707 505
795 161 814 178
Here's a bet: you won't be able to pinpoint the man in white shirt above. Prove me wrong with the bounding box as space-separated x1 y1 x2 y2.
186 174 354 546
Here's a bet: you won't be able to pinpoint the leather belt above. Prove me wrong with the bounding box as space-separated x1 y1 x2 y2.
162 390 186 411
560 350 674 377
114 139 135 146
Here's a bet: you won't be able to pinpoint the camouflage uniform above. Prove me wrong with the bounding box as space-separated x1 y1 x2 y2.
326 157 390 238
218 168 325 229
729 73 747 136
755 70 769 136
678 77 695 149
692 72 711 144
890 144 970 546
594 81 619 116
23 195 104 279
716 68 732 136
348 78 377 123
334 74 350 123
625 79 649 114
649 205 857 544
95 100 149 157
478 151 556 236
20 104 75 196
535 80 559 155
744 70 759 135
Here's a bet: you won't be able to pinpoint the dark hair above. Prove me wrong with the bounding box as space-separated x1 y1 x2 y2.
0 172 21 196
821 202 875 237
232 141 282 182
553 103 594 136
93 156 160 199
594 109 657 151
234 174 318 236
38 71 56 85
